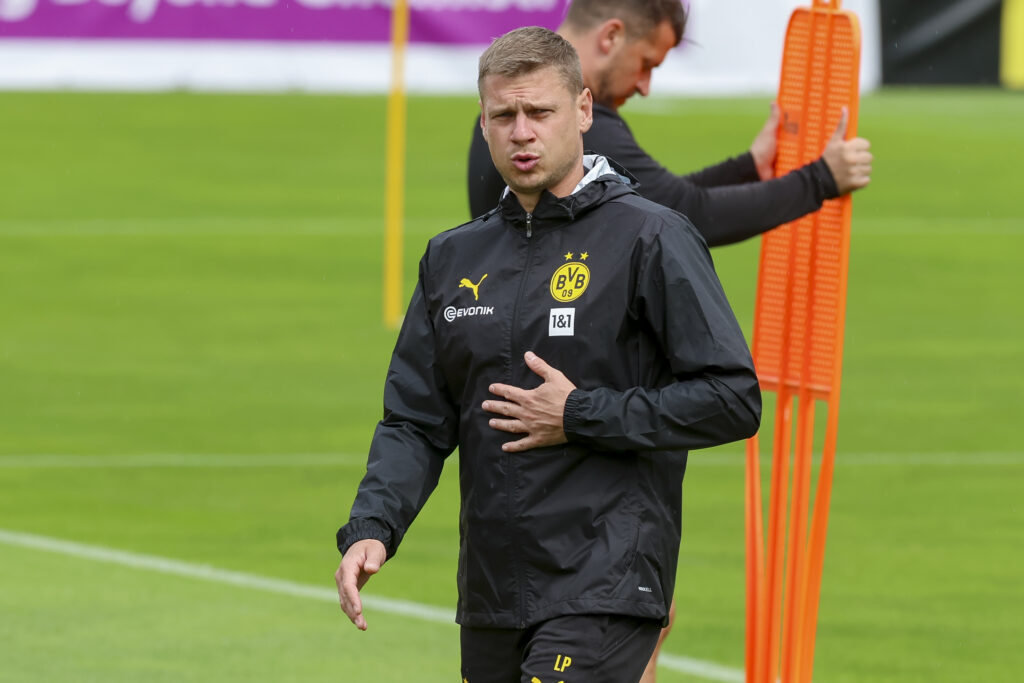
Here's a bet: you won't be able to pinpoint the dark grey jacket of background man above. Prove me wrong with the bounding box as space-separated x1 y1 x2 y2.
337 156 762 629
468 103 840 246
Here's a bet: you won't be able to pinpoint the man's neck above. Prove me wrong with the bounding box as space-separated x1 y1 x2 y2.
512 163 587 214
514 191 541 214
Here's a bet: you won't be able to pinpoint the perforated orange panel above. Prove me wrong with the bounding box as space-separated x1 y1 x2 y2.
750 2 859 397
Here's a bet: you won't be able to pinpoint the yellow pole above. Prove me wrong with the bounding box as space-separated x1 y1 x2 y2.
1003 0 1024 89
383 0 410 328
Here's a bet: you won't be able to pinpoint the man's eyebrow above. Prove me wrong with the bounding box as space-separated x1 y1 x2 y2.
487 100 559 116
487 104 514 117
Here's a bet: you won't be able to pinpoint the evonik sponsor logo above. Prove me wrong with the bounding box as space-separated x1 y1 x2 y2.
443 305 494 322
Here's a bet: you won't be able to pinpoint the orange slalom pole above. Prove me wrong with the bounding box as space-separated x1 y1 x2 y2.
797 196 855 683
796 400 841 683
744 434 765 683
780 392 815 683
755 388 793 683
782 3 837 663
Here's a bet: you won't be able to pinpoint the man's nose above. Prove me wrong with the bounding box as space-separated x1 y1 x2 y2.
511 113 534 141
636 77 651 98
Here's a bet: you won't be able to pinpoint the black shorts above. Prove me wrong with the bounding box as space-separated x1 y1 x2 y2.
460 614 662 683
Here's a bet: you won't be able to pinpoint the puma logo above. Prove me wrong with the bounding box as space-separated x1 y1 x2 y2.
459 274 488 301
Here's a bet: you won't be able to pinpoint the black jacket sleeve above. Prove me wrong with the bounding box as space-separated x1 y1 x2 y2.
583 106 839 248
336 256 460 559
678 151 760 188
562 214 761 451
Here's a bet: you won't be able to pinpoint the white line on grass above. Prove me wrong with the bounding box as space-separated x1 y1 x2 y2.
0 452 1021 469
1 216 1021 237
658 653 744 683
0 527 450 620
0 453 368 468
687 451 1024 467
0 216 351 236
0 527 743 682
0 216 445 237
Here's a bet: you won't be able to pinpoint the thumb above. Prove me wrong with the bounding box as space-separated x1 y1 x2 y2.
831 106 849 142
524 351 553 380
768 101 780 125
363 547 384 574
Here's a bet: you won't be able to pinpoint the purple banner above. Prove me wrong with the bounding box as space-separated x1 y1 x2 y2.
0 0 569 43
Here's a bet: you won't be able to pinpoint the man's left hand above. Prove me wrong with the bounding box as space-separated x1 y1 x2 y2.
483 351 576 452
750 101 780 181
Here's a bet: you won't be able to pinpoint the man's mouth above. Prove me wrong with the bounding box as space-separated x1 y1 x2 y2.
511 153 540 172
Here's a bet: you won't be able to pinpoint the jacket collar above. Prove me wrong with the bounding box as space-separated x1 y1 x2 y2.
496 154 638 230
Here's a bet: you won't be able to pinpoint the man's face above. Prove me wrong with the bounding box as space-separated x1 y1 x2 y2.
479 66 593 207
592 20 676 110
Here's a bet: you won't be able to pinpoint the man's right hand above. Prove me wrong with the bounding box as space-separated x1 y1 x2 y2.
335 539 387 631
821 106 873 195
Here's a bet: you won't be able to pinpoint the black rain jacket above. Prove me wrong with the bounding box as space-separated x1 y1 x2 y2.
338 156 761 628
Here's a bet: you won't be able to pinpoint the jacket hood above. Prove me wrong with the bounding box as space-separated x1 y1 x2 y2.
497 154 638 230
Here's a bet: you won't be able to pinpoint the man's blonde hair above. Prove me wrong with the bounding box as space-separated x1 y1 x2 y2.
477 26 584 98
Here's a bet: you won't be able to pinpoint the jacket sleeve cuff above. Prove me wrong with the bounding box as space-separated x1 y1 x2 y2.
563 389 586 440
811 158 840 200
736 152 760 181
336 518 393 558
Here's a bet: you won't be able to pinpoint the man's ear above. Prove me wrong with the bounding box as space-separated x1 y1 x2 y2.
577 88 594 134
478 101 487 141
596 18 626 56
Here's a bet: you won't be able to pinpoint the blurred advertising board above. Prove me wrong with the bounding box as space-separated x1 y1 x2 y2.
0 0 567 42
0 0 881 94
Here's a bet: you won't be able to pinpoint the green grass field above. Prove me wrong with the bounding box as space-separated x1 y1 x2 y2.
0 88 1022 682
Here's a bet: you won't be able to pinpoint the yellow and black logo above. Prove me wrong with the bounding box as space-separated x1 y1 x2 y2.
459 274 488 301
528 654 571 683
550 251 590 302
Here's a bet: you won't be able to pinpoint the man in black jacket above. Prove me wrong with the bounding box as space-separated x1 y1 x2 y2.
467 0 873 247
336 26 761 683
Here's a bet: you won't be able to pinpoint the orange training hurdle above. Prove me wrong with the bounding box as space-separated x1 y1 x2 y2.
745 2 861 682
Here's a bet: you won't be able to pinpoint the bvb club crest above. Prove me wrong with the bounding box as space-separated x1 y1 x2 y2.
549 251 590 302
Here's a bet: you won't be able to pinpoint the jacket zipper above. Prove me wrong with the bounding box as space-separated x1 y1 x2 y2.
509 211 533 627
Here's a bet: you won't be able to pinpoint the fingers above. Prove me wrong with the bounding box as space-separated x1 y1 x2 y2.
524 351 555 380
841 138 873 190
335 541 386 631
488 416 526 434
831 106 849 142
500 434 540 453
847 137 871 154
751 103 780 181
483 379 525 422
487 381 524 403
363 555 382 576
821 106 872 195
337 560 367 630
482 397 521 419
